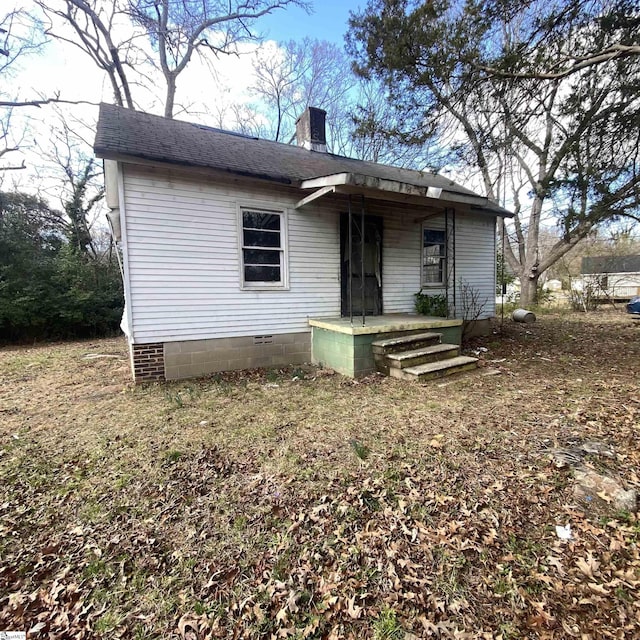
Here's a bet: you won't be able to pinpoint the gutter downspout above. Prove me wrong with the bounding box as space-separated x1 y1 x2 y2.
445 209 449 317
348 195 353 325
116 162 135 342
452 208 457 318
361 195 366 327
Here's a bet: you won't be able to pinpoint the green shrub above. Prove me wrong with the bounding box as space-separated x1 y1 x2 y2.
0 191 123 342
414 292 448 317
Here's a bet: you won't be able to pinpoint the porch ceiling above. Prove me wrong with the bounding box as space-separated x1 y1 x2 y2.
297 172 513 217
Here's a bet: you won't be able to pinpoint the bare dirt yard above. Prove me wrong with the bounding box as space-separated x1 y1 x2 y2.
1 310 639 639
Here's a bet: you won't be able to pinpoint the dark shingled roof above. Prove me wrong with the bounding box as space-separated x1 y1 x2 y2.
94 103 508 214
581 255 640 274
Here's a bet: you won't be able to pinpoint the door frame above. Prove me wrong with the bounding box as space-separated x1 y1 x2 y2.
340 212 383 317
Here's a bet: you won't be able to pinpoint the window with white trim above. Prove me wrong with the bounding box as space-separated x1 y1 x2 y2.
422 227 446 286
239 207 287 288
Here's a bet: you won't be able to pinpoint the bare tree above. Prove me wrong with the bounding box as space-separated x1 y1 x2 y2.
0 109 27 172
244 38 432 167
227 103 266 138
36 0 309 118
0 7 47 171
348 79 441 168
250 41 301 142
34 0 137 109
250 38 354 146
33 109 105 256
0 8 44 75
495 58 640 303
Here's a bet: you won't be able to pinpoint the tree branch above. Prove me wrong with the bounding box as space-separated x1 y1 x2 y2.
0 97 101 108
0 161 26 171
477 44 640 81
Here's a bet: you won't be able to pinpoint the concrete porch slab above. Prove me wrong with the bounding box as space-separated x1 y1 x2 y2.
309 314 464 378
308 313 462 336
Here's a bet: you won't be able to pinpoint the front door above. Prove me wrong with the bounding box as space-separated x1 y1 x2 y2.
340 213 383 316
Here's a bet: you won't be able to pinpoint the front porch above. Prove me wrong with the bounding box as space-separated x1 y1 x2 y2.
309 314 463 377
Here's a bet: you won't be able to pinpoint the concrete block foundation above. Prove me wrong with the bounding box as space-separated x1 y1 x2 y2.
162 332 311 380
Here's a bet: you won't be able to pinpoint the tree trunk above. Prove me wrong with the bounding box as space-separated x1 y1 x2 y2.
519 274 540 307
164 75 176 119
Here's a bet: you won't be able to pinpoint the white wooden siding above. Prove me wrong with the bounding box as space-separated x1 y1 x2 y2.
123 165 340 342
122 164 496 343
380 210 496 319
453 213 496 318
377 206 422 313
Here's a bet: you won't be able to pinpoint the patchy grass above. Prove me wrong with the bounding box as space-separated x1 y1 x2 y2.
1 311 639 638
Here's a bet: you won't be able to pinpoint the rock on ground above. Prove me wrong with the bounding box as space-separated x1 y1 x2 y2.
573 467 637 513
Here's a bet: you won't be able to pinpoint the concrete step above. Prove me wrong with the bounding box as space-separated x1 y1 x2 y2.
371 331 442 355
385 343 460 369
389 355 479 381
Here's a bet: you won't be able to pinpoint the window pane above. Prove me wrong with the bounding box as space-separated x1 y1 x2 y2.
243 249 280 265
424 244 444 257
423 227 445 284
423 264 443 283
243 229 281 248
245 265 281 282
243 211 280 231
424 229 445 245
241 209 284 285
424 255 441 267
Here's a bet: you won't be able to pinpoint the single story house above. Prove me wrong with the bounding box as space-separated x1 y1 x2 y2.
579 255 640 301
94 104 512 382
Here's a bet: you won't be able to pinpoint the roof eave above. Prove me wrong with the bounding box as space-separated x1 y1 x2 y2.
95 147 513 218
93 148 295 186
300 172 513 217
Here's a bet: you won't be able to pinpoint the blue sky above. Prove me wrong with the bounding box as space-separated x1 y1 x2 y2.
260 0 367 46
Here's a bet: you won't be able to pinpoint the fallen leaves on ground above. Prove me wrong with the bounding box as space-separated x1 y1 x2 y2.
0 310 639 638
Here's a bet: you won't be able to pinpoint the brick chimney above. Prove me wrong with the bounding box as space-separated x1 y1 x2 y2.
295 107 327 152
